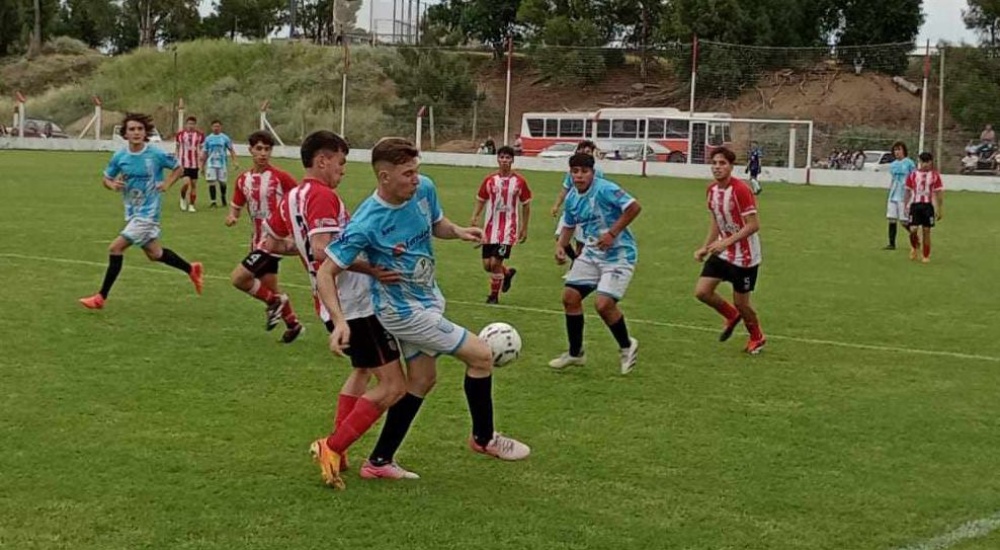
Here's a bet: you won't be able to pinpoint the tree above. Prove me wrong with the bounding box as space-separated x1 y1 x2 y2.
382 47 477 134
825 0 923 47
423 0 520 56
0 0 21 56
964 0 1000 46
120 0 200 47
54 0 119 48
203 0 286 40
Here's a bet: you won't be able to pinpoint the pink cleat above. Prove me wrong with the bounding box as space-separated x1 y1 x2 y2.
469 432 531 461
188 262 204 295
359 460 420 480
79 294 105 309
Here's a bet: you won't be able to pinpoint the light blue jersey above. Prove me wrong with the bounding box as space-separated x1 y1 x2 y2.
203 133 233 169
562 166 604 190
888 157 916 202
326 175 445 319
563 177 638 265
103 145 179 222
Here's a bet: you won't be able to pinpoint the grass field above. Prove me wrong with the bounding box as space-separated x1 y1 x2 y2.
2 150 1000 550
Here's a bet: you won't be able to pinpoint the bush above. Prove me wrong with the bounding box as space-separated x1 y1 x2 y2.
42 36 90 56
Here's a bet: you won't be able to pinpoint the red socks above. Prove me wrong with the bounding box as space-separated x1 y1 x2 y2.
489 273 503 297
248 279 276 303
714 300 740 322
327 397 383 454
909 233 919 249
922 241 931 259
746 321 764 341
334 393 360 431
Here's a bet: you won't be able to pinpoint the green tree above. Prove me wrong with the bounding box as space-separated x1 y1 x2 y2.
119 0 200 46
203 0 286 40
423 0 520 56
53 0 119 48
0 0 22 55
964 0 1000 46
382 47 477 136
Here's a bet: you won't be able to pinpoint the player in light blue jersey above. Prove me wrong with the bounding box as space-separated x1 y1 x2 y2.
550 153 641 375
550 140 603 261
319 137 530 470
885 140 915 250
200 119 238 208
79 113 204 310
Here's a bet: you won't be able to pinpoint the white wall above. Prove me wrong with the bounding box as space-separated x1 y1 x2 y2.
4 137 1000 193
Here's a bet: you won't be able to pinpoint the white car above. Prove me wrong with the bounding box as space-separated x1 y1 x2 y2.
860 150 893 172
112 125 163 143
538 142 579 158
596 140 677 162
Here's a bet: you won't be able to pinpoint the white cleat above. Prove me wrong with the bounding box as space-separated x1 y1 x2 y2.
619 337 638 375
180 197 188 211
187 204 197 213
469 432 531 461
548 351 586 370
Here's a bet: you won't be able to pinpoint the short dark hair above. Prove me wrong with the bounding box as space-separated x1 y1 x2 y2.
371 137 419 167
300 130 350 168
119 113 155 141
211 119 222 126
918 151 934 163
576 140 597 153
892 141 908 156
497 145 515 157
568 152 596 169
248 130 275 148
711 146 737 165
185 116 197 123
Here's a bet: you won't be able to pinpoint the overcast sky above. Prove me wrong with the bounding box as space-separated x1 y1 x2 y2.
198 0 981 45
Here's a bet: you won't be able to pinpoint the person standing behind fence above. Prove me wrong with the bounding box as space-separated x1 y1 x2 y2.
200 120 238 208
175 116 204 213
884 141 915 250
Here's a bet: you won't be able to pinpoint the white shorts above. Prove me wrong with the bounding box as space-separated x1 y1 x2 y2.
565 257 635 300
886 200 906 221
120 218 161 246
554 215 584 241
379 308 470 360
206 167 228 182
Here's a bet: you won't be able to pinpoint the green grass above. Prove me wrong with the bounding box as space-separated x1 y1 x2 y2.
2 151 1000 550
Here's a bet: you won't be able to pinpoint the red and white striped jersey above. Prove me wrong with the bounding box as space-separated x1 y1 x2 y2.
476 171 532 245
175 130 204 169
264 179 373 321
905 169 943 204
231 166 298 250
707 177 762 268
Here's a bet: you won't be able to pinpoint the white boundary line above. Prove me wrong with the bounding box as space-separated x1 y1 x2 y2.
3 251 998 364
895 511 1000 550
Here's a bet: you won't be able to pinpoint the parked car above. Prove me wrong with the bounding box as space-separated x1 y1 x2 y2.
9 118 69 138
596 140 676 162
858 150 893 172
538 142 579 158
112 125 163 143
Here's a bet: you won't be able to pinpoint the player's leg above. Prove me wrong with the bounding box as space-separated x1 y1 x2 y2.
731 265 764 354
554 217 578 262
885 201 900 249
218 169 228 206
179 173 191 211
695 256 742 341
921 226 932 262
80 235 132 308
549 284 591 369
141 234 203 294
187 170 199 212
908 223 920 261
594 264 638 375
261 270 301 333
482 248 501 303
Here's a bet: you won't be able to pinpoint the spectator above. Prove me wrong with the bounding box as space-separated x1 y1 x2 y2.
981 124 995 145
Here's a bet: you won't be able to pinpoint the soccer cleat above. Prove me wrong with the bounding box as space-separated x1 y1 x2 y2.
180 197 188 211
469 432 531 461
502 268 517 293
619 337 639 375
745 338 767 355
359 460 420 480
281 321 304 343
882 245 896 250
78 293 105 309
720 315 742 342
309 438 345 490
340 452 349 472
486 295 499 304
188 262 204 295
921 256 930 264
266 294 289 331
909 247 919 261
548 351 586 370
209 202 218 209
187 204 197 213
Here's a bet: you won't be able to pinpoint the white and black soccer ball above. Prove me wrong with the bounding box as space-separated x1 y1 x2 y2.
478 322 522 367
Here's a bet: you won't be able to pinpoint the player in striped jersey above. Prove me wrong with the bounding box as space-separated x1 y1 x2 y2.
470 146 532 304
694 147 766 355
904 152 945 263
225 130 303 342
174 116 203 212
549 153 642 375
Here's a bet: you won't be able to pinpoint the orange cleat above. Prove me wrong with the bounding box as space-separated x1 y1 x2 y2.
78 294 105 309
188 262 204 295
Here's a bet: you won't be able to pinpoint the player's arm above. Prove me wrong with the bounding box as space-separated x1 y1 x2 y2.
470 198 486 227
228 139 239 167
934 183 944 221
226 179 246 226
597 201 640 250
551 187 568 217
708 213 759 255
347 259 402 283
518 201 531 243
903 187 913 217
315 259 350 357
554 224 575 264
309 233 334 263
157 165 184 192
695 219 722 262
432 216 482 243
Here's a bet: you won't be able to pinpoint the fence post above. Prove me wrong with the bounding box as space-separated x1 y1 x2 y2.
94 97 102 140
15 91 26 138
687 35 698 164
429 105 436 150
177 98 185 135
416 105 426 149
502 35 513 146
936 46 945 160
918 40 930 154
340 41 349 136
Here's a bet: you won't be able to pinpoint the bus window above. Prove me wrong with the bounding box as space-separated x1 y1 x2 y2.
559 118 584 138
666 119 690 138
611 119 638 138
593 120 610 138
527 118 544 137
648 119 666 139
707 123 725 147
545 119 559 137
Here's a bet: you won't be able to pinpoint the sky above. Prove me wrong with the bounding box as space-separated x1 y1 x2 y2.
198 0 981 45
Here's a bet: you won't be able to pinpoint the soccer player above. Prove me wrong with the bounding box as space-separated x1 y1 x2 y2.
200 120 238 208
261 131 409 490
904 152 945 263
175 116 204 212
549 153 641 375
470 145 532 304
746 141 763 195
550 140 604 262
225 130 303 342
693 147 765 355
79 113 204 309
317 137 531 478
885 141 915 250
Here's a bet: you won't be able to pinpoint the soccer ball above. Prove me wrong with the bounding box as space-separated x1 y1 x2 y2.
478 322 522 367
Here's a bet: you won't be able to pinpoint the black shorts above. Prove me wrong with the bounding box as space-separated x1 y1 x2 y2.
241 250 281 276
481 244 512 260
183 168 199 181
323 315 401 369
909 202 936 228
700 255 759 294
